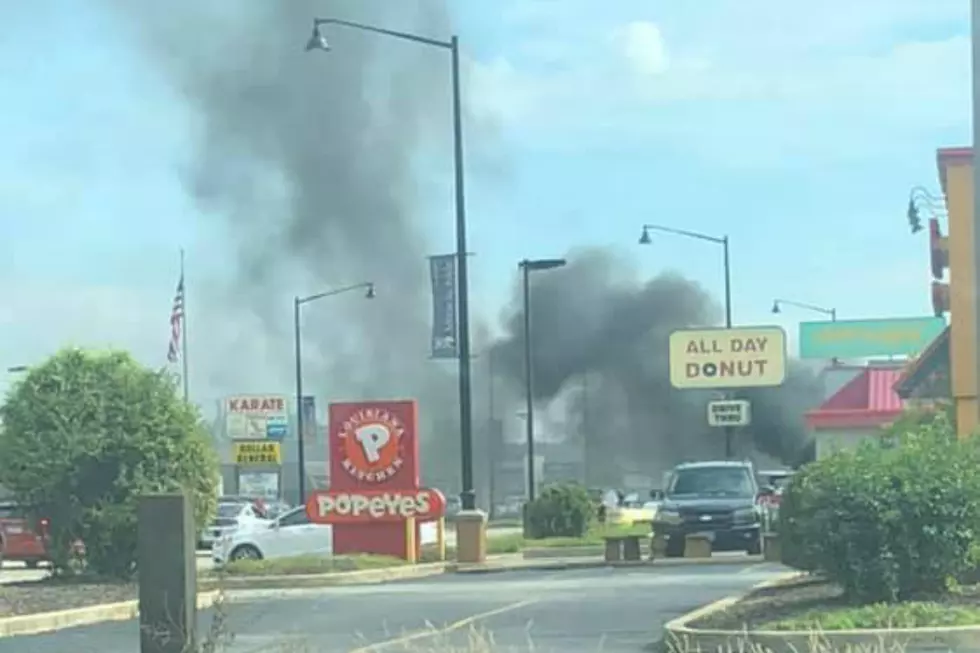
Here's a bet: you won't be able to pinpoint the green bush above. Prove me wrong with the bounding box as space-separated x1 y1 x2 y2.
779 410 980 602
525 482 594 539
0 348 219 577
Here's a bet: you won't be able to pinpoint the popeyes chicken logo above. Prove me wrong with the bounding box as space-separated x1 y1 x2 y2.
335 407 406 483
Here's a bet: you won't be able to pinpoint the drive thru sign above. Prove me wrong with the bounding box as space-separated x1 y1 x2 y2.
707 400 751 427
668 326 787 390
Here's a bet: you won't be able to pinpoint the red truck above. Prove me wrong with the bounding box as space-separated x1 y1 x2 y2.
0 501 49 568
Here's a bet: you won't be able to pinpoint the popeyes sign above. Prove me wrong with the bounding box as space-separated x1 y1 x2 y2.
306 488 445 524
334 404 410 484
328 400 421 559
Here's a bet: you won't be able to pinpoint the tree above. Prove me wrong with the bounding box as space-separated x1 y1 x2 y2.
0 348 219 577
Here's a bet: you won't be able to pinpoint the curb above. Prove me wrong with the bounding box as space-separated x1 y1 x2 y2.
0 590 219 639
522 546 604 559
451 556 768 574
663 572 980 653
200 562 449 590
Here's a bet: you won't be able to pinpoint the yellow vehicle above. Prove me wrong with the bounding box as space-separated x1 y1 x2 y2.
603 492 659 527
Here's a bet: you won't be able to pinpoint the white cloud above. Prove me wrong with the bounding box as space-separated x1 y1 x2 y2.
615 21 669 77
465 1 970 164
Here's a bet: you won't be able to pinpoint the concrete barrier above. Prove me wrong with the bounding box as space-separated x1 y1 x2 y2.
683 534 712 558
763 533 781 562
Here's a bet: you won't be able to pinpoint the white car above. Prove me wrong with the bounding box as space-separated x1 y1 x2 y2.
214 506 332 564
199 500 271 549
213 507 442 565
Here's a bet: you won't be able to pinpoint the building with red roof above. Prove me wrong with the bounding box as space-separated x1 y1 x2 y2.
806 365 906 459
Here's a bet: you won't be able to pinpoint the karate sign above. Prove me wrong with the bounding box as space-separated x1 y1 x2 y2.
669 326 787 390
305 488 446 524
335 406 406 483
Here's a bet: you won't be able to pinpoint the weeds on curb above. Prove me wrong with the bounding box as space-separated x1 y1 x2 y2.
664 631 914 653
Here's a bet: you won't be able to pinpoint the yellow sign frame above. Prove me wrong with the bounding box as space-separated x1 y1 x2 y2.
233 440 282 466
668 326 787 389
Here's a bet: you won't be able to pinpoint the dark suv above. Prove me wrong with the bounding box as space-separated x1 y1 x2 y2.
652 461 767 557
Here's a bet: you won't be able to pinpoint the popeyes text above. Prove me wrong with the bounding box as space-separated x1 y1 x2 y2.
305 488 445 524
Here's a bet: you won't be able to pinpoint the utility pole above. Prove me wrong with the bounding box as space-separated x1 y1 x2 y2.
487 349 497 518
971 0 980 434
582 371 591 485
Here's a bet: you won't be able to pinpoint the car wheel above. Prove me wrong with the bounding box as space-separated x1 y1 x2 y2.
746 536 762 556
665 540 684 558
230 545 262 561
25 560 39 569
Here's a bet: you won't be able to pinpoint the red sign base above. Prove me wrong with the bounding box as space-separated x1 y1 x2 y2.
332 523 421 559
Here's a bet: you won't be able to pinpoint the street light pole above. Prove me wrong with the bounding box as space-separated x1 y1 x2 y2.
720 235 734 459
518 258 567 502
306 18 477 511
487 349 497 519
293 282 374 505
522 264 534 502
294 296 304 505
639 224 735 457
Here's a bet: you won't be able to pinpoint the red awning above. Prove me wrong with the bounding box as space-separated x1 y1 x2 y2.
806 368 904 429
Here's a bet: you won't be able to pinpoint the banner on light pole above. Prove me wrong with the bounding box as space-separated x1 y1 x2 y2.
429 253 458 359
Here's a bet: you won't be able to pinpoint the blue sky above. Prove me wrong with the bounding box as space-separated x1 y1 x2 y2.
0 0 970 402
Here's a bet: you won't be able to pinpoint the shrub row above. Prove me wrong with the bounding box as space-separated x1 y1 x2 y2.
524 482 594 539
779 408 980 602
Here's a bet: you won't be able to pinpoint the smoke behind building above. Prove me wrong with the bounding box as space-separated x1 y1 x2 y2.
490 249 821 483
104 0 818 487
104 0 466 479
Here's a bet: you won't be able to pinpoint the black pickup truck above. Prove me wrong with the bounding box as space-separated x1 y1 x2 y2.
651 460 772 557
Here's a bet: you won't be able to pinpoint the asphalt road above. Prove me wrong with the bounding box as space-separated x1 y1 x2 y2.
1 560 789 652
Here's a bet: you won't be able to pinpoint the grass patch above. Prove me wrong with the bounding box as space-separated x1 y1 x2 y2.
223 553 407 576
523 524 649 548
762 601 980 631
223 535 524 575
486 532 524 554
487 518 522 529
221 526 604 576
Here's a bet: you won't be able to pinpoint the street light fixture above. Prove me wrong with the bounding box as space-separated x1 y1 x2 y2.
305 24 330 51
771 298 836 321
306 17 477 511
294 282 375 504
639 223 735 458
519 257 567 502
906 186 946 235
7 366 28 373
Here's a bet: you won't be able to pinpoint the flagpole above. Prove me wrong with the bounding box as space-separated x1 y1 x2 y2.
180 248 189 403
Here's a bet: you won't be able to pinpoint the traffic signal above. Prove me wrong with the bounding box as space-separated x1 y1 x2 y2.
932 281 950 317
907 198 923 233
929 218 949 280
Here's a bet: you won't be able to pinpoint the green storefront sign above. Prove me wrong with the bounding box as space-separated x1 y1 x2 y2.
798 316 946 359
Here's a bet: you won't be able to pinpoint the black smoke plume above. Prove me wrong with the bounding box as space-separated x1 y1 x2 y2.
103 0 818 490
105 0 466 483
491 249 820 484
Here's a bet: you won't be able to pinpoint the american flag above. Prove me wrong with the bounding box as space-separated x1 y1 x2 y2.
166 274 185 363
